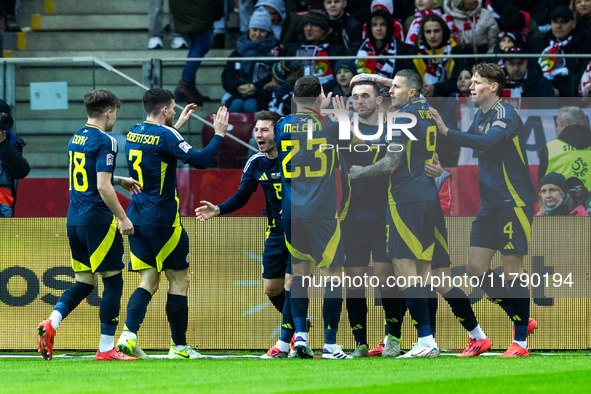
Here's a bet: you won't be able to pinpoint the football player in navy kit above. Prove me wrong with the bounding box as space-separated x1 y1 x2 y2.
349 69 441 358
38 89 141 362
117 88 228 360
195 110 297 359
429 63 537 357
275 76 352 359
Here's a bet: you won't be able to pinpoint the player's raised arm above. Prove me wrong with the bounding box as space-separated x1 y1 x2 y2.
350 74 393 88
181 106 228 169
174 103 198 130
213 106 229 137
430 106 509 152
97 172 134 235
428 106 449 136
349 143 404 179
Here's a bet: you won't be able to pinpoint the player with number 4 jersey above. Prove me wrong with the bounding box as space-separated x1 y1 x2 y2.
429 63 537 357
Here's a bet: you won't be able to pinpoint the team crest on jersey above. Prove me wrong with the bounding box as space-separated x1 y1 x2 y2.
106 153 114 166
179 141 192 153
271 172 281 179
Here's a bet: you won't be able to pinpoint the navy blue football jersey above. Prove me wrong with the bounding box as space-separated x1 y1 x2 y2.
67 124 118 226
387 98 437 204
125 121 222 227
446 99 537 208
274 113 341 219
340 120 389 220
237 152 284 233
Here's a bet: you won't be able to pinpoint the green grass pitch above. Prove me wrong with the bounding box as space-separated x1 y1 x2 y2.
1 353 590 393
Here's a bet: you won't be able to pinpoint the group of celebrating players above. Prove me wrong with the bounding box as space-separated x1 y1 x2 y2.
37 61 537 361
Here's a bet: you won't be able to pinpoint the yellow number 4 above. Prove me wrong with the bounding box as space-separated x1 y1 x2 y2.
503 222 513 239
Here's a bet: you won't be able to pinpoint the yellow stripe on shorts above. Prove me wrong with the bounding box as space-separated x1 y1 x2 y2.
318 220 342 269
513 207 531 246
89 217 118 272
389 193 434 260
131 252 153 271
285 236 315 264
71 258 91 273
155 226 183 272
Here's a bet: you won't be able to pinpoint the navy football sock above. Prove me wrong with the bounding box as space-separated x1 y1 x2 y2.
480 269 514 319
323 284 342 345
54 281 94 319
124 287 153 334
290 276 309 334
425 286 438 337
346 289 367 346
268 289 285 314
166 293 188 347
403 285 432 338
506 278 530 342
279 291 295 343
380 287 405 339
99 273 123 336
442 286 478 332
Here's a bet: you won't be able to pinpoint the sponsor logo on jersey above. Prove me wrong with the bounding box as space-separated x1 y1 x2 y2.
106 153 114 166
259 173 269 181
179 141 192 153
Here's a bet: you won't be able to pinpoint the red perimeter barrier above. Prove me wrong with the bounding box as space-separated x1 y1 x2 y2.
14 170 265 217
13 166 539 217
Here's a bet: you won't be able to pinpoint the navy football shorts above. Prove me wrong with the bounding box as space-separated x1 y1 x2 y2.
341 217 388 267
470 206 534 255
387 200 436 261
284 218 345 268
432 196 451 269
128 225 190 272
67 219 124 273
262 232 291 279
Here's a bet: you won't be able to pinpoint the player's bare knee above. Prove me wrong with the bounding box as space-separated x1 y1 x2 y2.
466 264 486 278
75 272 98 287
264 283 283 297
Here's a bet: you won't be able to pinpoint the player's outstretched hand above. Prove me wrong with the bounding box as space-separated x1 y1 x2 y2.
427 106 448 136
349 165 364 180
213 106 229 137
332 95 346 112
320 91 333 110
118 177 142 195
118 216 134 235
174 103 198 131
195 200 220 222
425 156 443 178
